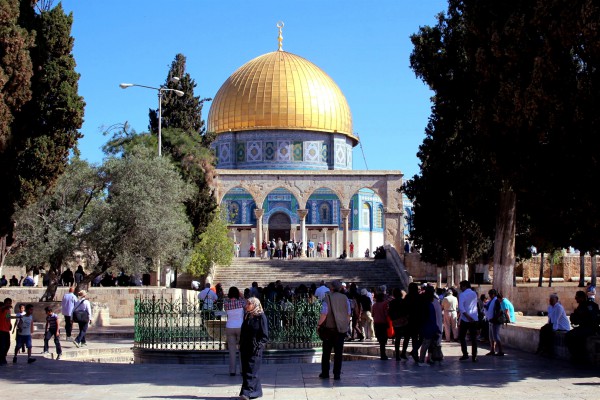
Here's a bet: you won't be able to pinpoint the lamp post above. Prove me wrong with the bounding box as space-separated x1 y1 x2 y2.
118 79 183 287
119 79 184 157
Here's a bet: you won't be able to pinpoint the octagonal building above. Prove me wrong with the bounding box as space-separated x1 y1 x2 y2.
209 28 404 258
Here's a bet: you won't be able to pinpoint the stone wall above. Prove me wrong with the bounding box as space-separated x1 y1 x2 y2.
512 286 579 315
521 254 600 282
404 252 600 284
403 253 440 281
0 287 197 319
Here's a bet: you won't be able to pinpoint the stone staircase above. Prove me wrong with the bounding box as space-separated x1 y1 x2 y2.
212 257 406 291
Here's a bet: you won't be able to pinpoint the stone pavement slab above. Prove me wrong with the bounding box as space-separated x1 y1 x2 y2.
1 339 599 399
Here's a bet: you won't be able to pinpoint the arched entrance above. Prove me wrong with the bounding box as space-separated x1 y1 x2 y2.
268 212 291 242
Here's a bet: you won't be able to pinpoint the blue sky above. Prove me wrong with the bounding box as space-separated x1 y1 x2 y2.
60 0 447 179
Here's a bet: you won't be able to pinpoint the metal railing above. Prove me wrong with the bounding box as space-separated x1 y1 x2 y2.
134 296 322 350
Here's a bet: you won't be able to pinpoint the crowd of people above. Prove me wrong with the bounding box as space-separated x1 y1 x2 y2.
0 266 144 289
232 238 383 260
191 277 599 400
0 289 92 366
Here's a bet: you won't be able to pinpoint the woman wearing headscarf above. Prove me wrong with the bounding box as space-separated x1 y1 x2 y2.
239 297 269 400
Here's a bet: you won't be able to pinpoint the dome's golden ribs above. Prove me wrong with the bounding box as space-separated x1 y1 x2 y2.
208 51 355 142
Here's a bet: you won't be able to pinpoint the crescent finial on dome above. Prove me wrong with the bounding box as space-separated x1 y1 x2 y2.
277 21 284 51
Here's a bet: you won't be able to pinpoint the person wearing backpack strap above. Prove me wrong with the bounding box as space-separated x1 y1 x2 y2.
485 289 505 356
73 290 92 348
317 280 351 380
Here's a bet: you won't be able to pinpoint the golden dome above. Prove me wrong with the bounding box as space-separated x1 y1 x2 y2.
207 50 355 142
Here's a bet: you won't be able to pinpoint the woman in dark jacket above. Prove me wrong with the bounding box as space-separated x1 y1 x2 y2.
239 297 269 400
388 288 408 360
402 282 423 362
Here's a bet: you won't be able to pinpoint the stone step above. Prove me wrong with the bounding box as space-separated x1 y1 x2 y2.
45 346 134 364
213 257 404 291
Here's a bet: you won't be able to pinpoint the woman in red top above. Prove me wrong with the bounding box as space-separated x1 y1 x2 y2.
372 292 389 360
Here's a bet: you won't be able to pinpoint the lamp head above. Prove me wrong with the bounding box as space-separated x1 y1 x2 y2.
170 76 180 84
119 83 133 89
174 90 184 97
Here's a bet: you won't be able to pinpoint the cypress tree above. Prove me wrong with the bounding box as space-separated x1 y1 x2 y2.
0 1 84 268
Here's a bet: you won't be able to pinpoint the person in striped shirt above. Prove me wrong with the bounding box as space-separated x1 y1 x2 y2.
44 306 62 360
224 286 246 376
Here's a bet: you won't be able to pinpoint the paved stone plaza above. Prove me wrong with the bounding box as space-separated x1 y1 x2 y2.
1 331 598 400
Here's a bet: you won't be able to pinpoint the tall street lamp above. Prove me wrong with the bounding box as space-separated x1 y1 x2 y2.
118 79 183 288
119 78 184 157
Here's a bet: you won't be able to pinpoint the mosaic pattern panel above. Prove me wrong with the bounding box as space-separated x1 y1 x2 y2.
321 144 328 163
264 141 275 161
247 141 262 162
347 147 352 168
293 142 303 161
219 143 231 163
305 142 320 162
236 143 245 162
335 143 346 165
277 140 292 161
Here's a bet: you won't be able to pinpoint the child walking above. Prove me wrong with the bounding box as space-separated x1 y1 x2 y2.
13 304 35 364
14 304 26 353
43 306 62 360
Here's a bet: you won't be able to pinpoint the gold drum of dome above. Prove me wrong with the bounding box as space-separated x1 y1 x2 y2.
207 51 356 144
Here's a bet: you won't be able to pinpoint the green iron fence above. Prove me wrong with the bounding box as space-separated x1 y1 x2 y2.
134 295 323 350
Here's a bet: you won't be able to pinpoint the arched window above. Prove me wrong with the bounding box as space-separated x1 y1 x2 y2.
362 203 371 229
228 202 240 224
375 205 384 229
319 202 331 224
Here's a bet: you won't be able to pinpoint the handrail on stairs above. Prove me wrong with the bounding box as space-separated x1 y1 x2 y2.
384 245 411 291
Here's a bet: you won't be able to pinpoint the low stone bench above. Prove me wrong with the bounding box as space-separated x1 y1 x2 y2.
500 322 599 365
586 335 600 366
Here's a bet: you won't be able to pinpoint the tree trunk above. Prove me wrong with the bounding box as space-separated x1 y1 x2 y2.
74 270 104 293
446 264 453 287
548 254 553 287
0 234 6 278
538 252 544 287
493 189 516 299
592 254 597 287
0 235 6 270
39 269 61 302
0 220 15 273
578 252 586 287
460 237 469 283
39 254 64 302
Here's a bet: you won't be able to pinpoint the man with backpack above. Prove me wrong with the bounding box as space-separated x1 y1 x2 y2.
485 289 506 356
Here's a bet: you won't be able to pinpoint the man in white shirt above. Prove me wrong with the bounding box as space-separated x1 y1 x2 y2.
441 289 458 341
61 287 78 340
536 293 571 356
458 280 479 362
198 283 218 310
315 281 330 301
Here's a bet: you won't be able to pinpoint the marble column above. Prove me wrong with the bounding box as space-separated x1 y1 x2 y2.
297 209 308 258
254 209 264 258
340 208 351 253
333 228 339 259
322 228 329 257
